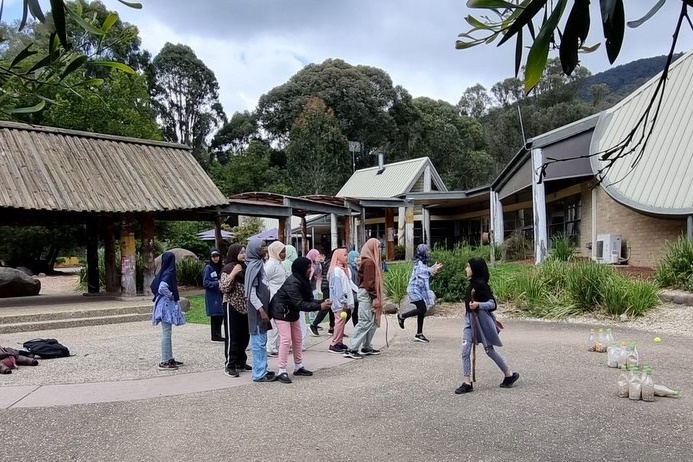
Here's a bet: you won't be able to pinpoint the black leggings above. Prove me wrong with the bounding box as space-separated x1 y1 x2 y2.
210 315 225 340
402 299 427 334
351 298 359 327
311 308 335 329
224 303 249 369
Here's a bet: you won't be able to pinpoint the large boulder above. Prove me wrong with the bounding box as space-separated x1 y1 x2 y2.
154 248 198 272
0 268 41 298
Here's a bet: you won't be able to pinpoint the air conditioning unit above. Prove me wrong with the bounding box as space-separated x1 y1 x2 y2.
595 234 622 264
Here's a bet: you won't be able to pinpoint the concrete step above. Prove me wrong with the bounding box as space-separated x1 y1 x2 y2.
0 304 152 325
0 313 152 334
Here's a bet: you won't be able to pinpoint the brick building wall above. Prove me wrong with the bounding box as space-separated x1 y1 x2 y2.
579 183 685 267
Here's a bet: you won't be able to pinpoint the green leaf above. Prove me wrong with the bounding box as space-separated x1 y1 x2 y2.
50 0 69 48
465 15 489 29
72 78 105 87
580 43 601 52
456 40 482 49
27 0 45 22
627 0 666 28
49 32 60 54
92 60 135 74
599 0 617 22
559 0 590 75
66 5 106 35
19 0 29 30
498 0 547 46
102 12 119 33
10 43 38 68
524 0 568 92
60 55 88 79
7 99 46 114
117 0 143 8
602 0 624 63
26 50 60 74
514 29 523 77
467 0 516 8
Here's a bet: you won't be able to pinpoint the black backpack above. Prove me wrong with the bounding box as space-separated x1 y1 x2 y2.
22 338 71 359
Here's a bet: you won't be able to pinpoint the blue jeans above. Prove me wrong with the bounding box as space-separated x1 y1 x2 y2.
161 321 173 362
250 328 269 380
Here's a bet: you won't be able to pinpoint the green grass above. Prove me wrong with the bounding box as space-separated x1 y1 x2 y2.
184 294 209 324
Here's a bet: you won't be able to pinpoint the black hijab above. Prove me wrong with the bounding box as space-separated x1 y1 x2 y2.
291 257 314 300
151 251 179 302
208 249 223 273
465 257 493 312
222 243 245 282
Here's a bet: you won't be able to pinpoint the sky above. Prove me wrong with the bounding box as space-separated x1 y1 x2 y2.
3 0 692 117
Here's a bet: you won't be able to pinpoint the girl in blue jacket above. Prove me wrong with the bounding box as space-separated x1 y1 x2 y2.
203 249 224 342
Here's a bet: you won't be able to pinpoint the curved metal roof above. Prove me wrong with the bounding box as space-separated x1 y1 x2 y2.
589 51 693 216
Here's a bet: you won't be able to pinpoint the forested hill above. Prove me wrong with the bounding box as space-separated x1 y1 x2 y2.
579 53 683 101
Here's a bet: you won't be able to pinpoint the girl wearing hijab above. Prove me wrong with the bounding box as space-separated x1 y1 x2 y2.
219 244 251 378
398 244 442 343
456 257 519 394
265 241 287 357
270 257 332 383
344 238 383 359
308 249 336 336
348 250 361 328
327 248 356 353
151 251 186 370
282 245 306 350
244 238 276 383
203 249 225 342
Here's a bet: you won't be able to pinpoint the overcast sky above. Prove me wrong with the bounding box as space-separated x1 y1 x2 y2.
5 1 693 116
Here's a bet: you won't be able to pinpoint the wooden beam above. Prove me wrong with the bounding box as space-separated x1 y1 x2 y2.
385 208 395 261
85 217 99 294
104 217 119 293
120 215 137 296
141 213 155 297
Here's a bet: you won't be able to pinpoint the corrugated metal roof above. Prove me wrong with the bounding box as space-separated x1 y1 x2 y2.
590 51 693 216
0 121 228 213
336 157 447 199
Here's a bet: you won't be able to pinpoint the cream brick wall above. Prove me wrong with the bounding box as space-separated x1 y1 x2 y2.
579 183 686 267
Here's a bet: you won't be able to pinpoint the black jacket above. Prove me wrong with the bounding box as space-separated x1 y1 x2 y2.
270 274 322 322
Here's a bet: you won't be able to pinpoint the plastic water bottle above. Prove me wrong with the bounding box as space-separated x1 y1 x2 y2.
641 367 655 402
596 328 607 352
605 328 615 345
654 384 680 398
628 365 641 400
606 336 620 368
626 341 639 368
588 329 597 352
617 341 629 368
617 365 629 398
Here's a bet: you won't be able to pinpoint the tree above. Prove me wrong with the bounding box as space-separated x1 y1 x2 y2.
387 85 423 162
150 43 225 165
285 97 351 195
211 110 259 162
0 0 140 116
257 59 397 167
458 83 492 118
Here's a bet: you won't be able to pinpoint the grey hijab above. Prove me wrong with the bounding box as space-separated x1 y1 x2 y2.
244 238 270 309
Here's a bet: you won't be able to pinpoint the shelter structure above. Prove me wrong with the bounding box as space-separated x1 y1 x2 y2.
0 121 228 295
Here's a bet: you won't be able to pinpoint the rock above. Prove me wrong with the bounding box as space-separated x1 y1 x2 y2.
179 297 191 313
154 248 198 272
16 266 34 276
383 303 398 315
37 273 46 277
0 268 41 298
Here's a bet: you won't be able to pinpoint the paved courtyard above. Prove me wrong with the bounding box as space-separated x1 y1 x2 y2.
0 316 691 462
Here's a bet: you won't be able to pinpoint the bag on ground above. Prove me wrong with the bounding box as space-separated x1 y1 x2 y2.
22 338 70 359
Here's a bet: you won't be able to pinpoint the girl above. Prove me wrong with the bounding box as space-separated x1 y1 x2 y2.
398 244 442 343
456 257 519 394
327 248 356 353
348 250 360 328
203 249 224 342
244 238 276 383
265 241 287 357
308 249 335 336
344 238 383 359
270 257 332 383
151 251 186 370
282 245 305 350
219 244 251 378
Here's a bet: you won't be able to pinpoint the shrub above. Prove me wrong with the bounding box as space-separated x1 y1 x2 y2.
565 261 615 310
394 245 405 261
502 232 533 261
384 262 412 307
548 233 575 262
430 244 477 302
655 235 693 290
177 259 205 287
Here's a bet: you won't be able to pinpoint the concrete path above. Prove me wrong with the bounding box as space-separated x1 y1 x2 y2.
0 316 691 462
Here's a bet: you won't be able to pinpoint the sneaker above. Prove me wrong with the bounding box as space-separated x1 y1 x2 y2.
329 344 346 354
328 328 334 335
361 348 381 356
455 383 474 394
253 374 277 383
337 343 348 350
343 349 363 359
211 337 225 343
309 325 320 337
236 364 253 371
294 367 313 376
171 358 184 366
275 372 292 384
158 361 178 370
224 367 239 377
316 325 324 330
414 334 430 343
500 372 520 388
397 314 405 330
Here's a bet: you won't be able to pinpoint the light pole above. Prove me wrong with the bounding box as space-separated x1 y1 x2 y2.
348 141 361 173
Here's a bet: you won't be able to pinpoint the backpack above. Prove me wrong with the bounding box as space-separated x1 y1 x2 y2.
22 338 71 359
